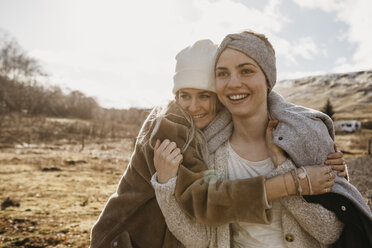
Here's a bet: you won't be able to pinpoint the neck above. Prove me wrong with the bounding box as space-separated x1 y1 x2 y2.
229 101 270 161
230 104 268 145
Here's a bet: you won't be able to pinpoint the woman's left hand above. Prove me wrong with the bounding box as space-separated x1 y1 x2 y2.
266 120 287 167
325 144 348 178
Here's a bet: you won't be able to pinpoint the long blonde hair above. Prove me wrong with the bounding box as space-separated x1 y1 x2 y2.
137 100 209 162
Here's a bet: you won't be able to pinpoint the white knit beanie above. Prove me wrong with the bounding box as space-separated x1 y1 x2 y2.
173 39 218 94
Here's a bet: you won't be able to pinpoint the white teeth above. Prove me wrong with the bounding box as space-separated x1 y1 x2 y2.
192 114 205 119
229 94 248 100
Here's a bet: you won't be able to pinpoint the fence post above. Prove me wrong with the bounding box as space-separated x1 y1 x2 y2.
368 139 372 155
367 139 372 155
80 135 85 152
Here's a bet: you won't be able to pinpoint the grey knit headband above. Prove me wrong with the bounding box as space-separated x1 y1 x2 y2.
215 32 276 90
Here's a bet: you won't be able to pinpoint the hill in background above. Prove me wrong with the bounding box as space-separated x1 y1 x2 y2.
275 70 372 122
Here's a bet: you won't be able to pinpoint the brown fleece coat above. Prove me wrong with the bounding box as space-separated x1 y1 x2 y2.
90 102 267 248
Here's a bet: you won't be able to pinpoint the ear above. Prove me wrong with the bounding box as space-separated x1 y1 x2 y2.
265 79 270 94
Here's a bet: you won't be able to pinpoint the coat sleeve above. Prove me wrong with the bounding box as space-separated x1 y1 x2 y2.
151 174 211 248
174 144 270 226
151 115 270 227
90 119 180 248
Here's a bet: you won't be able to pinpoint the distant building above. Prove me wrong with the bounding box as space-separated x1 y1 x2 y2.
335 120 361 133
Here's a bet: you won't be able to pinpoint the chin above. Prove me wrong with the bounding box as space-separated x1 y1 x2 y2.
231 109 254 118
195 123 205 129
226 106 248 115
195 120 209 129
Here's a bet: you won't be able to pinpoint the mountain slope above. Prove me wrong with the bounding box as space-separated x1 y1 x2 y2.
275 70 372 121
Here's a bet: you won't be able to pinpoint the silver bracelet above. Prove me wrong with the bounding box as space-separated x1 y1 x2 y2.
290 168 302 196
298 166 313 195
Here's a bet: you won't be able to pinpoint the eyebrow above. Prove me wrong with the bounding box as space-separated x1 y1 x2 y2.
216 62 257 70
237 63 257 68
198 91 211 94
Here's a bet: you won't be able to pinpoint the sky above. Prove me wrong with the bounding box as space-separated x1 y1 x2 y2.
0 0 371 109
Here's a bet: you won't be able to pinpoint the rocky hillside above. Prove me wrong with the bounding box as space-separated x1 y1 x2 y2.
275 70 372 121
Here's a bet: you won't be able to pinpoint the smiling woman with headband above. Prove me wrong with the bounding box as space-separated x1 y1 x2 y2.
153 31 372 248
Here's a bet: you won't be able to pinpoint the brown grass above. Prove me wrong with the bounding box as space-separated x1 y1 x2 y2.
0 124 371 247
335 129 372 155
0 139 132 248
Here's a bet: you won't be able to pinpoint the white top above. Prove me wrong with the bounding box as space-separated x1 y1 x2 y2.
227 141 287 248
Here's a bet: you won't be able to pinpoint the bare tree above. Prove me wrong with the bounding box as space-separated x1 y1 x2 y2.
0 29 46 82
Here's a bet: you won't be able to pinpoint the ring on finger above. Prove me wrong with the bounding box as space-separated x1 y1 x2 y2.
329 172 333 181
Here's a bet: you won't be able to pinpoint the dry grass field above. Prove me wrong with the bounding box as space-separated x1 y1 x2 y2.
0 117 371 248
0 138 133 248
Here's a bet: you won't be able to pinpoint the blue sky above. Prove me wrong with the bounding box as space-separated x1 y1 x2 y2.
0 0 371 108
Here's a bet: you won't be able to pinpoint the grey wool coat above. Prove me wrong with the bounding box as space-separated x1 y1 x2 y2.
267 92 372 221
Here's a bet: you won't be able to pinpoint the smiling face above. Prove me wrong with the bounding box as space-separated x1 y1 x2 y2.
215 48 269 118
176 88 217 129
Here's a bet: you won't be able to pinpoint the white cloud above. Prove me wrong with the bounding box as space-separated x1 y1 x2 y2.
278 70 327 81
173 0 289 44
3 0 372 110
271 36 323 66
332 56 364 73
292 37 319 60
290 0 341 12
291 0 372 72
271 36 298 65
335 56 347 65
17 0 293 108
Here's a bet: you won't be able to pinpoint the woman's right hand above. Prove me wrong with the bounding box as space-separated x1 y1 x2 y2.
298 165 335 195
153 139 183 184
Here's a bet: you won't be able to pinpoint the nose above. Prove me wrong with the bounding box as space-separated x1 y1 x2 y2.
228 73 242 88
188 98 199 112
